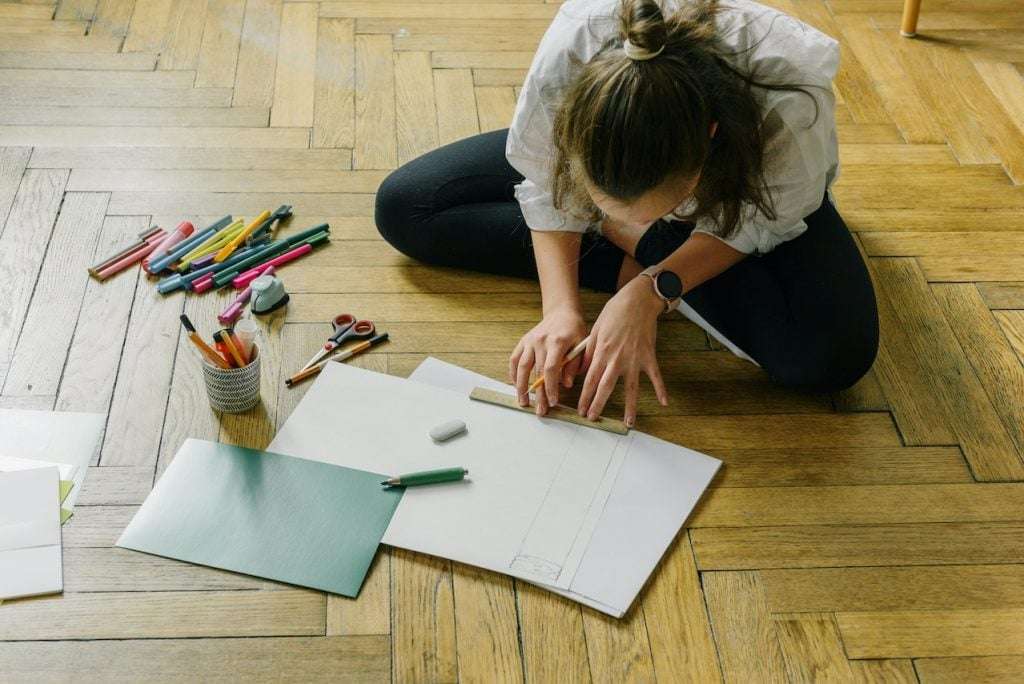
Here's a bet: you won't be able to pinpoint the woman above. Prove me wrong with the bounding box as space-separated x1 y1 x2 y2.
375 0 878 427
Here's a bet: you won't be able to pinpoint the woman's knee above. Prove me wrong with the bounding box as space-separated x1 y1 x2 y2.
374 167 418 252
767 313 880 392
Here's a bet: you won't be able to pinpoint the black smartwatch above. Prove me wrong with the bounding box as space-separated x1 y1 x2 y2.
640 266 683 313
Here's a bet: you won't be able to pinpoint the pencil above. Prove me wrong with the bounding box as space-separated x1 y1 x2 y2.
528 336 590 392
179 315 230 369
215 330 247 368
286 333 389 387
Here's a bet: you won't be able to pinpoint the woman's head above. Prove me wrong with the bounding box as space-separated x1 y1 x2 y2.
552 0 783 237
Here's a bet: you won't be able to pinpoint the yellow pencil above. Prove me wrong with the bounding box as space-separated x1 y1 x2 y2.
528 336 589 393
213 210 271 263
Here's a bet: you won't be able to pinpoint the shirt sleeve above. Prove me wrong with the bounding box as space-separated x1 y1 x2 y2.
505 7 593 234
692 86 838 255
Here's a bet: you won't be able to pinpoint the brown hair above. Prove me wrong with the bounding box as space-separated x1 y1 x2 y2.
552 0 819 238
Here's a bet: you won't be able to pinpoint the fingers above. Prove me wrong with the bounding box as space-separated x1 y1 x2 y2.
587 365 620 421
515 347 535 406
509 341 524 384
543 344 563 408
624 369 640 427
577 349 611 419
646 358 669 406
535 384 549 416
562 355 582 389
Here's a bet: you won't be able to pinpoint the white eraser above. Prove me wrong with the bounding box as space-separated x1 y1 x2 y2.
430 419 467 443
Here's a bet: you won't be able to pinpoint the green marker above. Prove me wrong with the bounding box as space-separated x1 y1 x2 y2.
381 467 468 488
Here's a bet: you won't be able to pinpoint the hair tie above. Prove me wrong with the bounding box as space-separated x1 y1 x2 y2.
623 39 665 61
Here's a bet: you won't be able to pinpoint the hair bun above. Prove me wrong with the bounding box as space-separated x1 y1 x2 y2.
619 0 668 60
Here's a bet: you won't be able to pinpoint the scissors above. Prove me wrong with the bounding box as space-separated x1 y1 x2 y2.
301 313 376 370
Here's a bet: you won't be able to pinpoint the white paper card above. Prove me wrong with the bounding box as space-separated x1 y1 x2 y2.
0 409 105 510
0 467 63 600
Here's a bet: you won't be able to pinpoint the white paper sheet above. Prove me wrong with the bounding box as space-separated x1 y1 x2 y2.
270 361 624 589
0 467 63 600
271 358 720 616
0 455 78 482
408 358 721 616
0 409 105 510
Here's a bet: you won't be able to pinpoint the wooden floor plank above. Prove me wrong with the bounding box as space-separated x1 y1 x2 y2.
0 146 30 236
935 283 1024 467
837 609 1024 659
861 231 1024 256
774 612 863 682
714 446 971 487
996 311 1024 364
0 637 390 682
641 535 722 682
693 483 1024 527
122 0 174 54
762 565 1024 613
231 0 283 108
871 257 1024 480
269 1 317 128
55 216 146 415
107 191 374 216
3 192 107 398
156 0 208 71
394 51 438 165
75 465 153 506
0 66 194 88
312 17 356 148
98 267 184 468
353 34 397 169
67 168 386 193
0 51 157 70
703 571 788 682
0 105 270 127
474 85 516 132
390 548 458 683
0 125 310 148
692 522 1024 570
916 655 1024 683
0 85 234 108
516 583 591 684
581 605 658 683
30 146 352 170
0 590 327 640
62 546 265 592
0 168 68 386
983 286 1024 310
194 0 246 89
452 565 524 683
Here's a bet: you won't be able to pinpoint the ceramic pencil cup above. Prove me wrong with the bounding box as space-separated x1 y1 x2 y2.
202 347 261 413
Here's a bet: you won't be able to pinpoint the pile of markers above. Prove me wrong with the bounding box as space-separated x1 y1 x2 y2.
87 205 329 323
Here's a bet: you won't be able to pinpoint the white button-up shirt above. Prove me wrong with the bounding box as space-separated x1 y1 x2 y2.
506 0 841 254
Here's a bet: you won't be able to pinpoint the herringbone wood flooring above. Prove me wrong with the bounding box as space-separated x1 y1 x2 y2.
1 0 1023 681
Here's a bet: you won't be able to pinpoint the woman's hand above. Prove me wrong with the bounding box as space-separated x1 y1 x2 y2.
578 277 669 427
510 305 588 415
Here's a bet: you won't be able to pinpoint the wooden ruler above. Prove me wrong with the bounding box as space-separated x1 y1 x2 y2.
469 387 630 435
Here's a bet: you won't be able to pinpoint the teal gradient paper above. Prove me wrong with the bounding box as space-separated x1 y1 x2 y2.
117 439 401 597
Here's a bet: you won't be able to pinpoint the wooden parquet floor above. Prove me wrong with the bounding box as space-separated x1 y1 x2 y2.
1 0 1023 681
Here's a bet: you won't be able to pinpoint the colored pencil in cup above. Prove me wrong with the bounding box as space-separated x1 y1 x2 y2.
179 315 230 369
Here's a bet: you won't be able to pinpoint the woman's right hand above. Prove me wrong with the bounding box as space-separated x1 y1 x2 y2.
509 306 588 416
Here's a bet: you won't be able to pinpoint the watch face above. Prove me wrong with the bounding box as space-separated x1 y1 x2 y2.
656 270 683 300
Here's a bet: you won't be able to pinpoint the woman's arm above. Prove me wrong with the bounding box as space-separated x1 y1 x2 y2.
575 233 746 426
510 231 589 413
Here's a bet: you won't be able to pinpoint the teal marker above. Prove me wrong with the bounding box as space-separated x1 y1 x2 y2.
381 467 468 488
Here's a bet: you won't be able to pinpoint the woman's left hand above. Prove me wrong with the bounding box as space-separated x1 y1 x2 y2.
577 277 670 427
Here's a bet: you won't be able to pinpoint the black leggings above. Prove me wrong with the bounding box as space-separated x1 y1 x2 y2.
375 129 878 392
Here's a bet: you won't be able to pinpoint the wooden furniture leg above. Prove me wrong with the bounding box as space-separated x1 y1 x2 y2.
901 0 922 37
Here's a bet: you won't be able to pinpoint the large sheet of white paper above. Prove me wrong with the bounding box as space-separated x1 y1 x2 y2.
407 358 721 616
0 409 105 510
0 467 63 600
270 358 720 616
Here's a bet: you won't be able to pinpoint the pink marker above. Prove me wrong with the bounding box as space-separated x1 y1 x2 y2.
192 274 216 294
220 266 275 324
144 221 194 273
95 230 168 281
231 243 313 289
